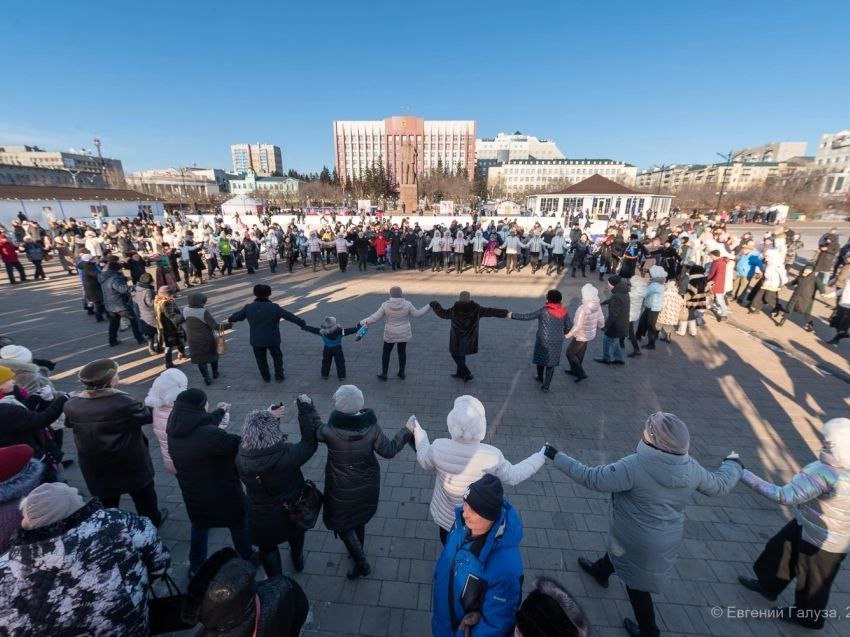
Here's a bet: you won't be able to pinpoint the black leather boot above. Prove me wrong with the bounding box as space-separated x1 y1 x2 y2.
340 530 371 579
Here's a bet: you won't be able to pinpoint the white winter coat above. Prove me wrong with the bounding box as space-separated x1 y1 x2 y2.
628 278 648 322
361 297 431 343
471 236 487 252
504 235 525 255
565 298 604 342
413 425 544 531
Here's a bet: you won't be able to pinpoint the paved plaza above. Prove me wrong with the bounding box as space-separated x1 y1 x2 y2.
2 247 849 637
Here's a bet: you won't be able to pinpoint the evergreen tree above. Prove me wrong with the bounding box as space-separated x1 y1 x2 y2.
319 166 331 184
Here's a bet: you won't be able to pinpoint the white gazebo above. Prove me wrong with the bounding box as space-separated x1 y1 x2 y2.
526 174 674 220
221 194 263 215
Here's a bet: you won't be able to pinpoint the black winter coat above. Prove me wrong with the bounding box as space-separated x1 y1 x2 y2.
430 300 508 356
167 404 245 528
787 272 825 315
235 402 319 547
228 298 305 347
81 262 104 302
603 280 631 338
0 393 67 457
314 405 410 532
63 389 154 498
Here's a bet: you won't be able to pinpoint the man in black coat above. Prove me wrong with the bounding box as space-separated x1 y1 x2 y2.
63 358 166 526
596 275 630 365
430 291 509 381
228 284 306 382
166 388 253 576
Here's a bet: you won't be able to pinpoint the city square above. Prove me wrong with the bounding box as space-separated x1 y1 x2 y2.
2 230 849 636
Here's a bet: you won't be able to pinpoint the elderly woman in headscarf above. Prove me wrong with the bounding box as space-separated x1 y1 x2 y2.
303 385 411 579
543 412 743 637
144 368 188 475
236 398 318 577
737 418 850 630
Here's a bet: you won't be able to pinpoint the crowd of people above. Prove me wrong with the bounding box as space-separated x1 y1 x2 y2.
0 209 849 636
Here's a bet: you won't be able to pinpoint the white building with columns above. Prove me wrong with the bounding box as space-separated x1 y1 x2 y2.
526 175 672 220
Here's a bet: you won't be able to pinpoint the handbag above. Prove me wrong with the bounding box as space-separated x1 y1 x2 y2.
283 480 323 531
494 247 503 256
148 573 195 635
216 326 227 355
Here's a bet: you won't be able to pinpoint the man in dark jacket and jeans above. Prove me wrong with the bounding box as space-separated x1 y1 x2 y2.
63 358 167 526
98 257 145 346
596 275 630 364
430 291 508 382
228 284 306 382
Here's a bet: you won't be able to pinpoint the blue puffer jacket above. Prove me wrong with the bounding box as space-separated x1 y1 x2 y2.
643 281 665 312
433 502 523 637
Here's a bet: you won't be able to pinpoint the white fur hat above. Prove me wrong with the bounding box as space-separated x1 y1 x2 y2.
0 345 32 363
823 418 850 468
447 395 486 442
334 384 364 414
649 265 667 280
144 368 188 409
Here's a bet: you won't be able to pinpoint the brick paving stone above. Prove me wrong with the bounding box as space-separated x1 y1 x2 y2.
3 257 850 636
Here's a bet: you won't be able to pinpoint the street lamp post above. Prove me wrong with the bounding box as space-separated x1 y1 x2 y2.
715 150 733 214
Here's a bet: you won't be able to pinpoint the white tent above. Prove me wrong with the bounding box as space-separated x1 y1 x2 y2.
221 194 263 215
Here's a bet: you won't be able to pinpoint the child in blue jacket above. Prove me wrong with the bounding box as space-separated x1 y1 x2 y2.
302 316 360 379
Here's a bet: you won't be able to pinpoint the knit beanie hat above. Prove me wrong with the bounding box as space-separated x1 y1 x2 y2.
334 385 364 414
80 254 93 262
643 411 689 455
649 265 667 280
20 482 86 530
175 388 207 408
157 286 171 296
389 286 403 298
0 444 33 482
321 316 338 329
78 358 118 388
458 291 471 303
515 577 589 637
0 345 32 363
464 474 503 522
0 366 15 385
607 275 622 287
239 409 284 450
447 395 487 442
138 273 154 284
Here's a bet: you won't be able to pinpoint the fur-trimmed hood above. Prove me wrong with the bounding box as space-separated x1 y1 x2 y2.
0 459 44 504
327 408 377 431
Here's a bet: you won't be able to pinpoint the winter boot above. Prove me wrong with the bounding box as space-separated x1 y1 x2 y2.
341 529 371 579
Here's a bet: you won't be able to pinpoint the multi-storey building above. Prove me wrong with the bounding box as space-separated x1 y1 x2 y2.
487 159 636 195
732 141 808 163
228 170 301 197
815 130 850 195
636 160 808 193
230 143 283 176
0 144 124 187
126 168 231 200
333 116 476 183
475 132 564 180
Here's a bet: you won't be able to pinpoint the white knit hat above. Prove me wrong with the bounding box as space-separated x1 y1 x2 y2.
20 482 85 530
447 395 487 442
580 284 598 301
333 385 364 414
0 345 32 363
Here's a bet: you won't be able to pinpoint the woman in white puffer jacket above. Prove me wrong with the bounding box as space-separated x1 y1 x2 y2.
144 368 188 474
407 395 545 543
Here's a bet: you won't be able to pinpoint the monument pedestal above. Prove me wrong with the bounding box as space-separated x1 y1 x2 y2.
399 184 418 214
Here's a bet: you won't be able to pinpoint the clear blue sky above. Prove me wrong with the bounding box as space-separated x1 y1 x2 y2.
2 0 847 173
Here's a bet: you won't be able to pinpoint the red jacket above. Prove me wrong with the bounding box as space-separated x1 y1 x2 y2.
707 258 727 293
372 235 387 256
0 239 21 264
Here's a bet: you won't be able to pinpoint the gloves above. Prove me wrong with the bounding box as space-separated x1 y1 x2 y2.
297 394 312 405
216 402 231 412
543 443 559 460
405 415 418 433
725 451 744 468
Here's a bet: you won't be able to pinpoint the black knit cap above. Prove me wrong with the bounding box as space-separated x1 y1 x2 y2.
608 275 622 286
253 284 271 299
175 388 208 408
464 474 503 522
